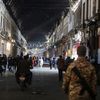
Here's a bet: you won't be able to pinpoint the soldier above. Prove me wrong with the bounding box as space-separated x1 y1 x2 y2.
62 45 97 100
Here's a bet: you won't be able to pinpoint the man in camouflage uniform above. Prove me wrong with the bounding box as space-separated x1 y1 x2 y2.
62 45 97 100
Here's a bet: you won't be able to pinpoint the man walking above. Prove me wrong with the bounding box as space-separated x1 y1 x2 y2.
62 45 97 100
57 55 65 81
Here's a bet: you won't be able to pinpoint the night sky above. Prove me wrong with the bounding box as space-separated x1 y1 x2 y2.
3 0 69 43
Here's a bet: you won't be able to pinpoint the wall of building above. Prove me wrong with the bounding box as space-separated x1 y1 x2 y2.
44 0 100 61
0 0 27 57
81 0 100 63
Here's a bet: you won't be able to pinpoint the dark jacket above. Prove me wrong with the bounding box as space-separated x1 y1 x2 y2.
17 59 30 73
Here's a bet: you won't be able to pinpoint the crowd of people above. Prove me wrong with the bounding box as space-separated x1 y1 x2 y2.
0 54 32 76
0 45 98 100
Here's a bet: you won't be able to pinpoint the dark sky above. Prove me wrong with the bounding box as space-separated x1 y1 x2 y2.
3 0 69 43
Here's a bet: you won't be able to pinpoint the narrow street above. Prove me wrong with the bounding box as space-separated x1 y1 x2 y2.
0 67 100 100
0 0 100 99
0 67 67 100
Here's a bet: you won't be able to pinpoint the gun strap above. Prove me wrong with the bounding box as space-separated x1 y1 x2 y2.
72 66 96 100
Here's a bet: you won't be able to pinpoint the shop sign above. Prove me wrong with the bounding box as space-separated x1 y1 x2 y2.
73 42 80 48
72 42 80 59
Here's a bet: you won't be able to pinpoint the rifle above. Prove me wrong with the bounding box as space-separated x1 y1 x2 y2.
72 67 96 100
